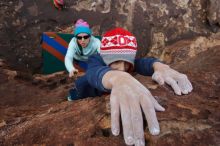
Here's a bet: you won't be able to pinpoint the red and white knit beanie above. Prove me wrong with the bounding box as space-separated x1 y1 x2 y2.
100 27 137 67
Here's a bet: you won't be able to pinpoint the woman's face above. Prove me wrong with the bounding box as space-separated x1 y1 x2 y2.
76 33 91 48
109 61 131 72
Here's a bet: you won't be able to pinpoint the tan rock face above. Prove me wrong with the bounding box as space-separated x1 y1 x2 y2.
0 35 219 145
207 0 220 32
0 0 220 72
148 32 220 65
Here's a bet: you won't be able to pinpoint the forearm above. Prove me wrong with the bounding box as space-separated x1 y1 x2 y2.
64 55 75 73
65 38 77 73
135 58 161 76
86 65 112 92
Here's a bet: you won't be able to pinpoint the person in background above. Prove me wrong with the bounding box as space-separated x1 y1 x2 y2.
70 27 193 146
53 0 64 10
65 19 100 101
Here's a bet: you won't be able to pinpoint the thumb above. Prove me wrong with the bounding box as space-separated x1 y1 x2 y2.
69 72 73 77
152 71 164 85
153 101 165 112
69 69 76 78
149 96 165 112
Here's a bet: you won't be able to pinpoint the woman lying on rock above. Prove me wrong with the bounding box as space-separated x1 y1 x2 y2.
65 19 101 101
65 19 100 78
68 27 193 146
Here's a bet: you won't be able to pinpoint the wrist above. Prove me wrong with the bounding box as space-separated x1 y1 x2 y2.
153 62 169 71
102 71 131 89
111 71 131 85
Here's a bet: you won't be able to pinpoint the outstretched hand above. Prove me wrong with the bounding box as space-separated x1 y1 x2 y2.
69 68 78 78
152 62 193 95
103 71 165 146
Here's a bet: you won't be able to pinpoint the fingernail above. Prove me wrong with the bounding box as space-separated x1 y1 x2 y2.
161 107 165 111
125 136 134 145
150 127 160 135
183 90 188 94
136 139 145 146
176 91 181 95
112 129 119 136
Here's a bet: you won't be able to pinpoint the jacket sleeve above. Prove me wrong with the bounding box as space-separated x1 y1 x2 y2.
86 55 112 92
74 75 104 98
65 38 77 73
134 57 161 76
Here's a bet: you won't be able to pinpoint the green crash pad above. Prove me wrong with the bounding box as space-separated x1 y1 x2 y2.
41 32 101 74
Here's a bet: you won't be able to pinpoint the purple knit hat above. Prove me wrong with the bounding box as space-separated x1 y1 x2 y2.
74 19 92 36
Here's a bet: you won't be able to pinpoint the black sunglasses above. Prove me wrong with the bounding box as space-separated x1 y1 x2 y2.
76 35 90 40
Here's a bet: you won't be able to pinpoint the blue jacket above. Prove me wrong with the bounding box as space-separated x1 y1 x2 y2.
69 54 160 100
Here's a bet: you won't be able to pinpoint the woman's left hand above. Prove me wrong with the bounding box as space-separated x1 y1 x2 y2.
152 62 193 95
69 69 78 78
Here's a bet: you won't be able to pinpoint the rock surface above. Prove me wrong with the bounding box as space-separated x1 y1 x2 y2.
0 0 220 72
0 34 219 145
0 1 220 145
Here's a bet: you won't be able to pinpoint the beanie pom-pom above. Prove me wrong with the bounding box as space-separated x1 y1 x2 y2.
75 19 90 28
74 19 91 36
